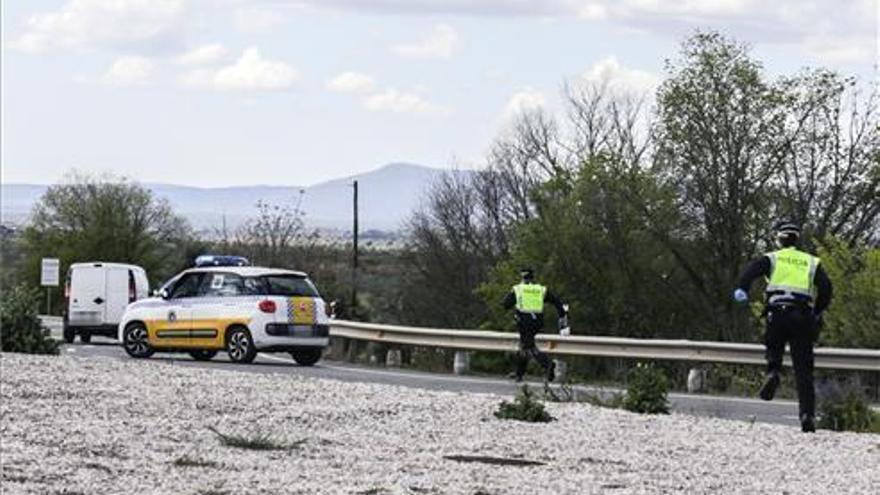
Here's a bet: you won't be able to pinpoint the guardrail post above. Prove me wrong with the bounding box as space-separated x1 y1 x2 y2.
553 359 567 382
386 349 402 368
687 367 708 394
453 351 470 375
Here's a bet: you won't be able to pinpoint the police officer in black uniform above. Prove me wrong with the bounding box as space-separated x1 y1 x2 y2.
734 221 833 432
503 268 567 383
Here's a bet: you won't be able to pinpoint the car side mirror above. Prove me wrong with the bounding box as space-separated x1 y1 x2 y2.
155 288 170 299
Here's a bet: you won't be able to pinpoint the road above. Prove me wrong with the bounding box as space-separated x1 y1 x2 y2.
42 318 805 428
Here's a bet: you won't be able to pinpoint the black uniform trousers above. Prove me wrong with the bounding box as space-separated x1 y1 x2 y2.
765 305 817 418
514 312 552 378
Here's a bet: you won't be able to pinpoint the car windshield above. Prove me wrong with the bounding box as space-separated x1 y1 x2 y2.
261 275 320 297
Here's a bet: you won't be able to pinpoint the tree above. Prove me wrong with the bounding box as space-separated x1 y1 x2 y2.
478 155 692 339
401 171 499 328
220 199 318 268
22 172 192 288
653 32 785 341
775 70 880 244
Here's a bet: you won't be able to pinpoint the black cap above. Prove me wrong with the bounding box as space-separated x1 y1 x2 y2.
520 267 535 281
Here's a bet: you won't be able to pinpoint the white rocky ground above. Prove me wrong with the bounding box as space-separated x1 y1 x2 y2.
1 353 878 495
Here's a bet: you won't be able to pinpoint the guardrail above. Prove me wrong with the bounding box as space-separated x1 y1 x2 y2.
38 316 880 372
330 320 880 372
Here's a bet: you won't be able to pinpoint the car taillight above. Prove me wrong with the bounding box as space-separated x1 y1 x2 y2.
258 300 277 313
128 272 136 303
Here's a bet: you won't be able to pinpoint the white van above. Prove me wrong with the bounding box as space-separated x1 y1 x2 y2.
63 262 149 343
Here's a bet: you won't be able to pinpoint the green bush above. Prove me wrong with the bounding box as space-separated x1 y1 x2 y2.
1 285 59 354
623 363 670 414
494 385 554 423
818 387 880 433
817 238 880 348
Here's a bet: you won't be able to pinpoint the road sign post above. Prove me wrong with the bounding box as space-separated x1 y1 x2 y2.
41 258 60 315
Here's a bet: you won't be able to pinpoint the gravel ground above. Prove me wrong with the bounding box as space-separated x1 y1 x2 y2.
1 353 878 494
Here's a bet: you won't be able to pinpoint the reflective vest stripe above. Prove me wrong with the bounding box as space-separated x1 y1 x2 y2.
513 283 546 313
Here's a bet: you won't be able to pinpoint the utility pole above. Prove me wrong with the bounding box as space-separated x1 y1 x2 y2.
351 179 359 315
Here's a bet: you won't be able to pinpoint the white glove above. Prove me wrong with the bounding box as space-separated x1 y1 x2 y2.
559 327 571 337
733 289 748 303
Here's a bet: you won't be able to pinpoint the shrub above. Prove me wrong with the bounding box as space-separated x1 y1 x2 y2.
623 363 670 414
1 285 59 354
494 385 554 422
818 387 880 433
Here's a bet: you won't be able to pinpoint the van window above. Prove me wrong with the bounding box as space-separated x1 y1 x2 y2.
168 273 204 299
261 276 319 297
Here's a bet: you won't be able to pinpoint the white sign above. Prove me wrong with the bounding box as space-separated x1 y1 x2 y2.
41 258 60 287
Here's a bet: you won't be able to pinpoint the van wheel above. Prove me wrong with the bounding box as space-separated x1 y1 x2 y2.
290 347 322 366
226 327 256 364
123 323 153 358
63 324 75 344
189 350 218 361
79 332 91 344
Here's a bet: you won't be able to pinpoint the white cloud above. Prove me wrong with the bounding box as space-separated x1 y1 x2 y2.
233 7 285 33
503 88 546 119
101 55 155 86
293 1 875 65
175 44 228 66
392 24 460 59
182 48 298 91
593 0 751 19
296 1 565 16
800 34 875 65
363 88 451 115
10 0 185 53
327 72 376 93
582 57 661 94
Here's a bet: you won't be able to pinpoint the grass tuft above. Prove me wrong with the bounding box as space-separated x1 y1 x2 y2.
173 454 218 468
207 426 305 451
494 385 554 423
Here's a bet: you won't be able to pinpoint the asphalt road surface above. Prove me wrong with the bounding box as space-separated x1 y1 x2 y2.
43 321 806 428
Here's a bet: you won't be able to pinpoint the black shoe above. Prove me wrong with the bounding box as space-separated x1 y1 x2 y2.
759 371 780 401
507 372 524 383
801 414 816 433
546 362 556 383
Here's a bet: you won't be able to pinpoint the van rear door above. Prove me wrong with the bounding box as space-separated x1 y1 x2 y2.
69 265 106 326
104 266 131 324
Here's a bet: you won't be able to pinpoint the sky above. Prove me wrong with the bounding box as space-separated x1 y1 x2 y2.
2 0 878 187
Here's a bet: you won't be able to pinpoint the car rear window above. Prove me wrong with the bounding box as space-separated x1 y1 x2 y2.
261 275 320 297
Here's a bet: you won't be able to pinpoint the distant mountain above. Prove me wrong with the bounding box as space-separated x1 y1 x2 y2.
1 163 463 231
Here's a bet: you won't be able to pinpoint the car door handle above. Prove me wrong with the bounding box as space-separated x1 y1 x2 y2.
93 297 105 305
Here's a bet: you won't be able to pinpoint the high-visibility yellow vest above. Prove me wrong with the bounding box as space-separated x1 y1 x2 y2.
765 247 819 304
513 283 547 313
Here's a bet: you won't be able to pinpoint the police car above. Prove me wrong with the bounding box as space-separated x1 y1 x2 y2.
118 264 331 365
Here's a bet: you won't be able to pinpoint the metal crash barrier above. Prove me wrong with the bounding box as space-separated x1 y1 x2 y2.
329 320 880 372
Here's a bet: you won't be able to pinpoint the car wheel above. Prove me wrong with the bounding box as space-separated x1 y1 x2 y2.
290 347 323 366
62 324 75 344
123 323 153 358
188 350 218 361
79 332 91 344
226 327 256 364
